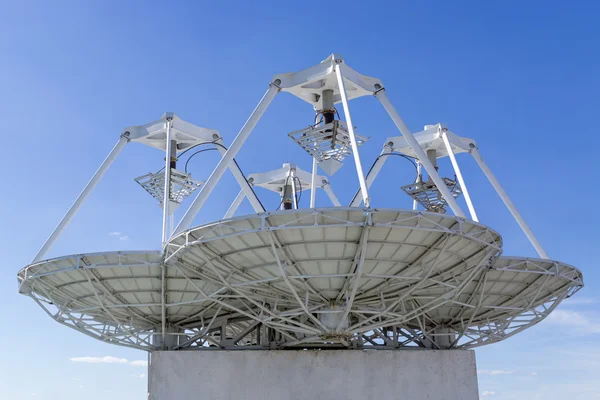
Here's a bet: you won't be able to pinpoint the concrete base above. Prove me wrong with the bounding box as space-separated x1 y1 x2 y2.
149 350 479 400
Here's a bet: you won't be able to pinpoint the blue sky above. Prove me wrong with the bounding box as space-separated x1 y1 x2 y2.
1 1 599 399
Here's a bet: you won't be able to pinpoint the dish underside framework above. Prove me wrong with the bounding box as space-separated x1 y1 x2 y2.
18 208 582 351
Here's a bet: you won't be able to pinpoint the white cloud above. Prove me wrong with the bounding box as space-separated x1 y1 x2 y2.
547 309 600 334
478 369 515 375
561 298 595 306
481 391 496 397
531 372 538 376
109 232 129 241
70 357 148 368
131 373 146 379
129 360 148 367
70 356 128 364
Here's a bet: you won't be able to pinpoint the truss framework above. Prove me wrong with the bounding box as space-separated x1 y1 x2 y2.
20 55 583 355
402 177 462 213
288 121 368 175
18 209 582 352
135 169 203 207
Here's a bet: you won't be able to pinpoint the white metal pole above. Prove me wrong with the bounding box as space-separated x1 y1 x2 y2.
349 146 391 207
32 134 130 263
375 90 466 218
322 184 342 207
224 190 245 219
162 118 173 246
471 148 549 259
310 156 317 208
335 63 370 207
290 168 298 209
173 83 279 235
441 130 479 222
413 161 422 211
215 145 264 213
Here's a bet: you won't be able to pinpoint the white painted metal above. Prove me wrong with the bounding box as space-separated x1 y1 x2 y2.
127 113 219 151
441 129 479 222
248 163 322 194
322 183 341 207
413 161 422 211
288 121 368 175
335 62 370 207
32 134 130 263
19 209 582 351
386 123 475 159
273 54 383 107
134 169 202 210
349 146 392 207
162 118 173 246
224 190 245 219
310 157 317 208
376 91 466 218
214 144 264 214
290 168 298 209
174 84 279 235
21 54 581 358
471 147 549 259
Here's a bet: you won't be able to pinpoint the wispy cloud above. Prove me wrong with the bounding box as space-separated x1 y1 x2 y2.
547 309 600 334
70 356 128 364
481 391 496 397
109 232 129 241
70 357 147 367
478 369 515 376
561 297 596 306
129 360 148 367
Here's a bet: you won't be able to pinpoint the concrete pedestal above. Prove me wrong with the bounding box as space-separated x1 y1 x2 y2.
149 350 478 400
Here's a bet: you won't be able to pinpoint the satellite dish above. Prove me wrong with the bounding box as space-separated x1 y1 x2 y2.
19 55 582 353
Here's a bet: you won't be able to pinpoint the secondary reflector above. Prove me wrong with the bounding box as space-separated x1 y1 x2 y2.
288 121 368 175
135 169 203 209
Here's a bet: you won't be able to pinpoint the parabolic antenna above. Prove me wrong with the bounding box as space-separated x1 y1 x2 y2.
18 54 583 352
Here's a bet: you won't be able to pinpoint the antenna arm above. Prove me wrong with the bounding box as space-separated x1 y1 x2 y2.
349 145 392 207
173 82 280 235
322 182 341 207
374 88 466 218
223 190 246 219
214 143 265 214
32 133 130 263
470 147 549 259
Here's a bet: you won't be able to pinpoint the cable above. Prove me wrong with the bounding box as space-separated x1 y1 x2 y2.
349 152 419 206
172 141 267 212
293 176 302 206
184 148 218 173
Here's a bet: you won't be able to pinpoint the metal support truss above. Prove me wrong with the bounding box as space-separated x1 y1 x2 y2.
162 117 174 245
33 133 130 263
224 190 245 219
19 209 582 351
174 83 280 235
335 61 370 207
470 147 549 259
441 128 478 221
375 89 466 218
